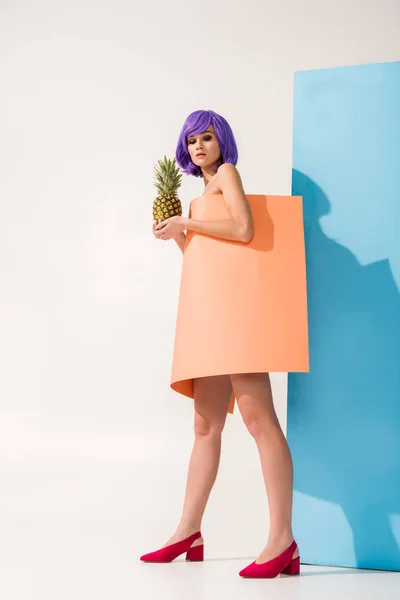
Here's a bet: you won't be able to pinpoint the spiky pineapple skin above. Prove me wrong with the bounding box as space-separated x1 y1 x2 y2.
152 194 182 221
152 156 183 222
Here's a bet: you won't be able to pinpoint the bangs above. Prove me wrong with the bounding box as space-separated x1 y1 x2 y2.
184 112 213 140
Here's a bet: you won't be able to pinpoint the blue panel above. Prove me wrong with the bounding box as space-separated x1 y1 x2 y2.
288 62 400 571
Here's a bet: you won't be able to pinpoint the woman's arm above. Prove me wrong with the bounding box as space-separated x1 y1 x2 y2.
174 232 186 254
184 163 253 243
154 164 254 243
173 203 191 254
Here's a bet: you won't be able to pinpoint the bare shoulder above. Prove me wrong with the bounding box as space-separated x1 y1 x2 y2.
217 162 241 181
217 162 245 195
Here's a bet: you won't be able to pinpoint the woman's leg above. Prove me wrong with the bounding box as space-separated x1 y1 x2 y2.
230 372 299 563
163 374 232 548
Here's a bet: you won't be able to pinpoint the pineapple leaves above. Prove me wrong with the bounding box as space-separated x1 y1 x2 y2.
153 155 183 196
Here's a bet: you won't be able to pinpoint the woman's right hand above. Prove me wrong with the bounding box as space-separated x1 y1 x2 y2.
153 219 185 245
153 219 163 240
153 219 170 241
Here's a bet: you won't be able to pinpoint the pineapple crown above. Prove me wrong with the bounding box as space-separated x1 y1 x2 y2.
153 155 182 195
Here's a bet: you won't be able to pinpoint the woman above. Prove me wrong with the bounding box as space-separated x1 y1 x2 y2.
141 110 300 578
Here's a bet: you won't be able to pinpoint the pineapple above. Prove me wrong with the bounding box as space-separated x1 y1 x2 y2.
152 155 183 222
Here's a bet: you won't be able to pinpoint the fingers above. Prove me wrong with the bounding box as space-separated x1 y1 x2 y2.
153 219 170 240
155 220 167 231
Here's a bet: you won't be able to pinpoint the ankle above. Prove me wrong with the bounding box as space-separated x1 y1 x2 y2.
176 524 202 537
267 529 294 543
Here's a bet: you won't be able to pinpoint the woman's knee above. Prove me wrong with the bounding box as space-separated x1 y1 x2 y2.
231 373 279 438
238 398 279 439
239 404 265 438
193 375 231 437
194 412 225 437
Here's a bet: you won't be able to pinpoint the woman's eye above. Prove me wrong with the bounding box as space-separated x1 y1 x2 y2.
188 135 212 145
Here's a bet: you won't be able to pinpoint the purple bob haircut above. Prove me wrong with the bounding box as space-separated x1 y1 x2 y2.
175 110 238 177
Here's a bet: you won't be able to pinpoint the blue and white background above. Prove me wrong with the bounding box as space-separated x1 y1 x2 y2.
1 3 399 592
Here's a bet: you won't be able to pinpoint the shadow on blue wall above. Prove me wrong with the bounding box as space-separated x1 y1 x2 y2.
288 169 400 571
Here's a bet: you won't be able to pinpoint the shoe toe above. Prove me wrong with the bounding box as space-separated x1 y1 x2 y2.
239 562 254 577
140 553 151 561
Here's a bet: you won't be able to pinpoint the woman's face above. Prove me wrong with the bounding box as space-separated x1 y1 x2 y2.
187 124 221 170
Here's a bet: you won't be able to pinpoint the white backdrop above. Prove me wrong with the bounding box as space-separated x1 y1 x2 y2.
0 1 399 596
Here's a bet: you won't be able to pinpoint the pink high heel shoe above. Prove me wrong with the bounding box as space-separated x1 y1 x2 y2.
239 539 300 578
140 531 204 563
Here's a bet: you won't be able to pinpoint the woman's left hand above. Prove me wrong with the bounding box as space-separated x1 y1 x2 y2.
154 216 186 240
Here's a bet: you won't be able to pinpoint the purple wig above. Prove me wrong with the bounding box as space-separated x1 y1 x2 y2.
175 110 238 177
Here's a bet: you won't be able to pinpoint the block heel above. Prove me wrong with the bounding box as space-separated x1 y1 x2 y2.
281 556 300 575
186 544 204 562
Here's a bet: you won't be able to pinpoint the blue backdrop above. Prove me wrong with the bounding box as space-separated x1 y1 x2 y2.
288 61 400 571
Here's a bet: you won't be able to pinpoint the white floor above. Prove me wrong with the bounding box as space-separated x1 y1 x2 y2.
0 516 399 600
135 560 399 600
